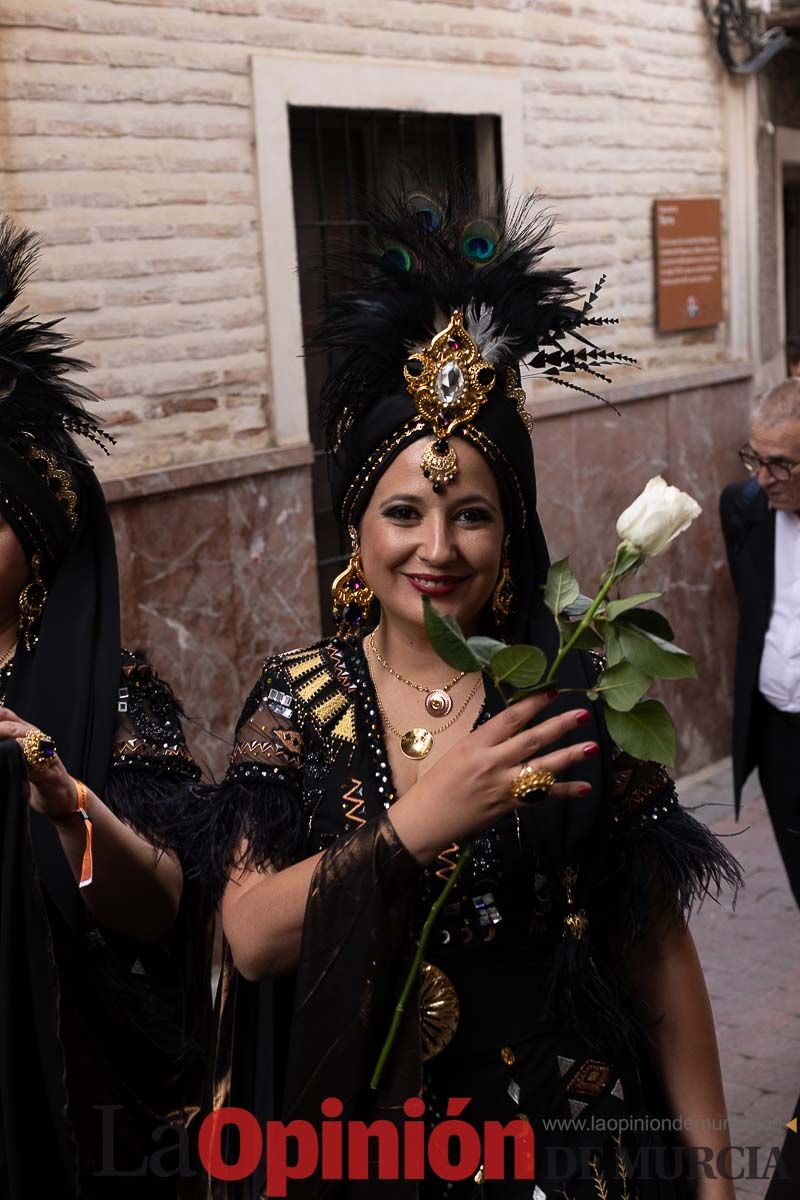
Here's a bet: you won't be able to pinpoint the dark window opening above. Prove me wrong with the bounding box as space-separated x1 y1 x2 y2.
289 107 503 635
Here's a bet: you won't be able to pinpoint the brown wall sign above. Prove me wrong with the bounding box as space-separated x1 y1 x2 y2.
654 198 723 333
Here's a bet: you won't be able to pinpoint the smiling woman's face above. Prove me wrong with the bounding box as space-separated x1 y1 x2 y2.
0 510 30 632
358 437 504 637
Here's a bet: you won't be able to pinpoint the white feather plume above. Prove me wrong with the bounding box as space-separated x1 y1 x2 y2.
464 301 515 364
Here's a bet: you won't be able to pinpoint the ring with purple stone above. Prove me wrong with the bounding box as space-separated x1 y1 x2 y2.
21 727 59 772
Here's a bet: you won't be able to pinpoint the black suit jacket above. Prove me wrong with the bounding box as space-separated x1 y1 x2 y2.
719 479 776 816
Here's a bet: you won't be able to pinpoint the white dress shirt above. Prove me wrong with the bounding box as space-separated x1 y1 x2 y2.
759 508 800 712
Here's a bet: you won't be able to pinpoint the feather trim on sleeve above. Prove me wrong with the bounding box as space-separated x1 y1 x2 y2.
104 650 201 854
177 657 306 901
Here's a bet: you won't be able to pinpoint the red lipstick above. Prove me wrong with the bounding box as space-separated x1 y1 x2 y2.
404 573 468 597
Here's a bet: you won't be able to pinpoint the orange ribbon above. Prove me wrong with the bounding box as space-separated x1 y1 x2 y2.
70 777 93 889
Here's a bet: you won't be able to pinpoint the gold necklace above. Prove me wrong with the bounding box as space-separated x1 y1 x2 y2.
368 631 466 717
0 640 17 671
371 669 483 761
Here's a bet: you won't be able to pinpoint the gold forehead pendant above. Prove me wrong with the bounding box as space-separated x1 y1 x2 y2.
403 309 496 491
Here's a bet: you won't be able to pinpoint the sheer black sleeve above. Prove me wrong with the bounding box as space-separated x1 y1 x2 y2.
103 648 200 853
181 656 306 901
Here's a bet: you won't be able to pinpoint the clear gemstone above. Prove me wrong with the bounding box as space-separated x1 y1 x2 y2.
435 360 465 407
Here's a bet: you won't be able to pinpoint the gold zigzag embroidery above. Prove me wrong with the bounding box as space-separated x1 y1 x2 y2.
331 705 356 743
313 691 347 725
342 777 365 825
296 670 329 702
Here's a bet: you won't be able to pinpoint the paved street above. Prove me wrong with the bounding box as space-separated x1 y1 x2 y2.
681 760 799 1199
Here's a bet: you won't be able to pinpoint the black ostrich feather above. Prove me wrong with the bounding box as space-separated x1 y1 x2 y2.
0 216 113 455
311 183 635 450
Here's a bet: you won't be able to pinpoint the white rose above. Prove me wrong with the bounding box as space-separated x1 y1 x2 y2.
616 476 702 558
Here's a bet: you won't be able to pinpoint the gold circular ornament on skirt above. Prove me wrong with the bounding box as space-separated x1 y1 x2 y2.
419 962 459 1061
401 728 434 759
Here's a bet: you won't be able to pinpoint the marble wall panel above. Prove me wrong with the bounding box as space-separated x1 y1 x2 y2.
534 379 752 776
111 463 320 779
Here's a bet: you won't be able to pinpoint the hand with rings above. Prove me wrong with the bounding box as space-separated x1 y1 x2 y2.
509 766 558 805
387 688 598 863
0 705 80 820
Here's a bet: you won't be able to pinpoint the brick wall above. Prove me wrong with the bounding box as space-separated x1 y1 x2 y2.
0 0 732 478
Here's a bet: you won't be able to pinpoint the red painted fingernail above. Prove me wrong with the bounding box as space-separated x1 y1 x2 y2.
583 742 599 757
575 710 591 726
578 784 593 795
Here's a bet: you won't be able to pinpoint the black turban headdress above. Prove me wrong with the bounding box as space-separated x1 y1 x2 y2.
313 184 633 642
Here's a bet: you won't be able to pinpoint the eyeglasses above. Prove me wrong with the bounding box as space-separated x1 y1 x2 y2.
739 444 800 483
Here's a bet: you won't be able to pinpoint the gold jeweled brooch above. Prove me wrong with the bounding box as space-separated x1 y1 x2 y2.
403 309 496 491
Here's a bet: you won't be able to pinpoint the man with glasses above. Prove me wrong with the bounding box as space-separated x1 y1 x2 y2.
720 378 800 907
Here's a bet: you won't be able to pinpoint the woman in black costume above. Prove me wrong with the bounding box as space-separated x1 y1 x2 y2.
0 218 212 1198
198 186 741 1200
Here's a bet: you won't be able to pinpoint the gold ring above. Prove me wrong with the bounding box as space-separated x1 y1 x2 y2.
21 728 59 772
509 766 556 805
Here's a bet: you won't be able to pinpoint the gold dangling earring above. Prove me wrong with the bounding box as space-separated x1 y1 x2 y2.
331 526 374 641
492 538 514 632
18 553 48 651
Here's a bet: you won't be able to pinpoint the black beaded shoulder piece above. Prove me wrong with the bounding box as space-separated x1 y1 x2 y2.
227 639 359 789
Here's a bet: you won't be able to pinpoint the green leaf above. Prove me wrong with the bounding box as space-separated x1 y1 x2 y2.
543 559 581 618
562 593 593 619
465 636 508 668
604 622 624 667
558 618 603 650
616 607 675 642
605 592 662 622
617 625 696 680
490 644 547 689
423 598 481 673
593 662 652 712
603 699 677 768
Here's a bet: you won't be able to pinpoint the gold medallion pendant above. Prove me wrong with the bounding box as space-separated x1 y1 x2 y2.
401 728 434 759
424 688 452 718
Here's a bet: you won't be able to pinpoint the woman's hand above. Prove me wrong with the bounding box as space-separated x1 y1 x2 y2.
388 689 596 864
0 704 183 941
0 706 78 819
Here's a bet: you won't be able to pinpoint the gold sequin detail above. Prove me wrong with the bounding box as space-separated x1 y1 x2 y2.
501 1046 516 1066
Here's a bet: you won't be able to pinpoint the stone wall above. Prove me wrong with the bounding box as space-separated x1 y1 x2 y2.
0 0 733 478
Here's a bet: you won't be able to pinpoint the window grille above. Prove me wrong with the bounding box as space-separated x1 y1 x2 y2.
289 107 502 632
